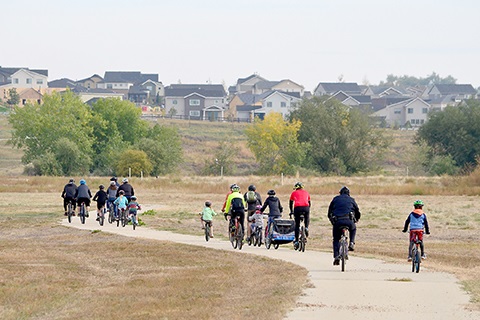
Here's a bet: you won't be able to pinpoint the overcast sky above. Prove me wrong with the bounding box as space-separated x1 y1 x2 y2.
1 0 479 91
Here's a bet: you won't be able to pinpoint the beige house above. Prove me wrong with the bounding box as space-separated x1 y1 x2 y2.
8 68 48 89
372 97 431 127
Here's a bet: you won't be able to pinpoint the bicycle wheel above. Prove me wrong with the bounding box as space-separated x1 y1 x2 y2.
108 204 113 224
274 243 279 250
340 238 347 272
80 204 86 224
299 225 306 252
132 215 136 230
411 246 416 273
415 247 421 273
205 223 210 242
257 228 263 247
265 225 273 250
236 227 243 250
67 202 73 223
122 211 127 227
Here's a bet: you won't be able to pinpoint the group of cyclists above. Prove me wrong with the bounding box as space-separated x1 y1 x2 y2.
61 177 141 225
214 182 429 266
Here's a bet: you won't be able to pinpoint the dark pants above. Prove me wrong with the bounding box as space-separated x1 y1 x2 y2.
332 219 356 258
294 206 310 242
230 210 245 235
63 197 76 211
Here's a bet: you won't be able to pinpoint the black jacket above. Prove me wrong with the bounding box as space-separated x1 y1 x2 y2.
327 194 361 223
117 183 134 197
260 196 283 217
62 183 77 198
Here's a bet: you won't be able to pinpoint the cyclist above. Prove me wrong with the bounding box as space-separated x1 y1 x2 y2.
61 178 77 216
244 184 262 242
402 200 430 261
75 179 92 217
114 190 129 221
224 184 246 238
110 176 120 188
249 205 265 244
93 185 108 221
221 183 236 214
106 181 118 217
260 189 283 232
199 201 217 238
117 178 134 201
289 182 311 250
328 186 361 266
127 195 142 226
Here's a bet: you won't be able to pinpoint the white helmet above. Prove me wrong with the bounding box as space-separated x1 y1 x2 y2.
122 178 128 183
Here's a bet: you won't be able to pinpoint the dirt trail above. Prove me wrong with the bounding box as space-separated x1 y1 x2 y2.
62 215 479 320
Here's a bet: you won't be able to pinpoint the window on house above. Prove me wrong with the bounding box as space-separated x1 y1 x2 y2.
407 108 414 114
146 86 152 90
420 119 425 124
281 102 287 108
37 99 41 104
22 99 27 105
394 108 401 114
107 84 113 89
173 100 178 105
189 110 200 117
267 102 273 108
13 78 19 84
189 99 200 106
422 108 428 114
26 78 32 84
36 79 43 85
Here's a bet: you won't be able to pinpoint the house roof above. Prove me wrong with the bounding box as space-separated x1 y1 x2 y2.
236 105 262 112
315 82 361 94
371 96 411 112
0 67 48 77
128 85 149 94
236 74 267 85
48 78 77 88
165 84 226 97
77 74 103 83
370 86 406 95
103 71 158 84
254 80 280 90
432 84 477 95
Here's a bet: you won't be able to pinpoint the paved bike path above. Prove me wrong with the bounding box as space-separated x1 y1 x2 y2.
61 216 479 320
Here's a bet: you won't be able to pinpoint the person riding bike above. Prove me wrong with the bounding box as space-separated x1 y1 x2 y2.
127 195 142 226
244 184 262 242
93 185 108 221
221 183 236 214
328 186 361 266
260 189 283 234
61 178 77 216
106 181 118 217
224 184 246 238
75 179 92 217
199 201 217 238
117 178 134 201
403 200 430 261
114 190 129 220
289 182 311 250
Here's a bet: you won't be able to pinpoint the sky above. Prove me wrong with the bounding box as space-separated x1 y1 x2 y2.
1 0 479 92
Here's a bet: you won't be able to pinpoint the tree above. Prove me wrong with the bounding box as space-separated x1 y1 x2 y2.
245 112 305 175
6 88 20 108
379 72 457 87
202 141 235 176
416 99 480 172
8 90 94 173
289 97 389 175
115 149 152 177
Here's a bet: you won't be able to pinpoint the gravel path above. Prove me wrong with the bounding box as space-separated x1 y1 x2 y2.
62 215 479 320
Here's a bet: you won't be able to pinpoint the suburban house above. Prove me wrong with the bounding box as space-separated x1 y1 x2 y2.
371 97 431 128
128 79 165 105
70 87 124 103
329 91 372 113
230 74 268 95
48 78 77 89
314 82 362 96
97 71 158 93
423 84 477 101
233 90 301 121
76 74 103 89
164 84 227 120
252 79 305 96
0 68 48 89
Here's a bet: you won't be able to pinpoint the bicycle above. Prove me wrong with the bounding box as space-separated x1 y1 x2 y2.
410 234 422 273
203 219 212 242
121 208 128 227
97 205 105 226
107 201 115 224
228 215 243 250
79 202 87 224
297 213 307 252
130 212 138 230
252 224 263 247
66 200 75 224
264 217 281 250
116 208 126 227
339 227 349 272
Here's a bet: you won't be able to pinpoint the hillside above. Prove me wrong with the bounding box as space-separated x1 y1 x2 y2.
0 114 417 176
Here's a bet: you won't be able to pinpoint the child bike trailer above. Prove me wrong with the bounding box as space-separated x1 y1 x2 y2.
265 219 295 249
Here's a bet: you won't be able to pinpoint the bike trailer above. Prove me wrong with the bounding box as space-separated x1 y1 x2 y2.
271 219 295 243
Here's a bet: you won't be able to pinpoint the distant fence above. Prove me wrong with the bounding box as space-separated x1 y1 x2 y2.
141 113 252 123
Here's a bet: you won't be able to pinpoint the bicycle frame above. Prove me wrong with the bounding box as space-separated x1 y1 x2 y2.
339 227 349 272
410 233 422 273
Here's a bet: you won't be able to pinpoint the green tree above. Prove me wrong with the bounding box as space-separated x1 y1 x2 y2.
245 112 305 175
136 124 183 176
53 137 91 175
202 141 235 176
6 88 20 108
289 96 389 175
379 72 457 86
416 99 480 172
8 91 94 174
115 149 153 177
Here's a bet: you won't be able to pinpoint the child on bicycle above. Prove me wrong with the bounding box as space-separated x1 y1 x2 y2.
114 190 129 220
127 195 141 226
402 200 430 261
93 185 108 221
249 205 265 244
199 201 216 238
260 189 283 234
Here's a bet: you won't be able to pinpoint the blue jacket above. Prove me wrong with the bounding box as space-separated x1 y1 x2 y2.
404 209 430 232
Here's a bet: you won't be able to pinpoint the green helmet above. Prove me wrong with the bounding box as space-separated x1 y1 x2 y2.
413 200 424 206
294 182 304 190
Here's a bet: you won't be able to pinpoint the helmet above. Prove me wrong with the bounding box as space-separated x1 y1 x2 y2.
131 196 137 200
99 184 104 189
119 190 125 195
255 205 262 211
231 184 240 192
110 181 116 186
293 182 304 190
229 183 236 191
205 201 212 207
79 179 86 185
339 186 350 195
69 178 75 184
248 184 256 191
122 178 128 183
267 189 276 196
110 176 117 181
413 200 424 207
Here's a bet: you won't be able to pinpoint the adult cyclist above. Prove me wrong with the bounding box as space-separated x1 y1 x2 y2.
244 184 262 242
224 184 246 238
61 178 77 216
289 182 311 250
327 186 361 266
75 179 92 217
117 178 134 201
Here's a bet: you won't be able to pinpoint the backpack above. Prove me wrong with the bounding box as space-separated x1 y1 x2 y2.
231 197 245 212
246 191 257 203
